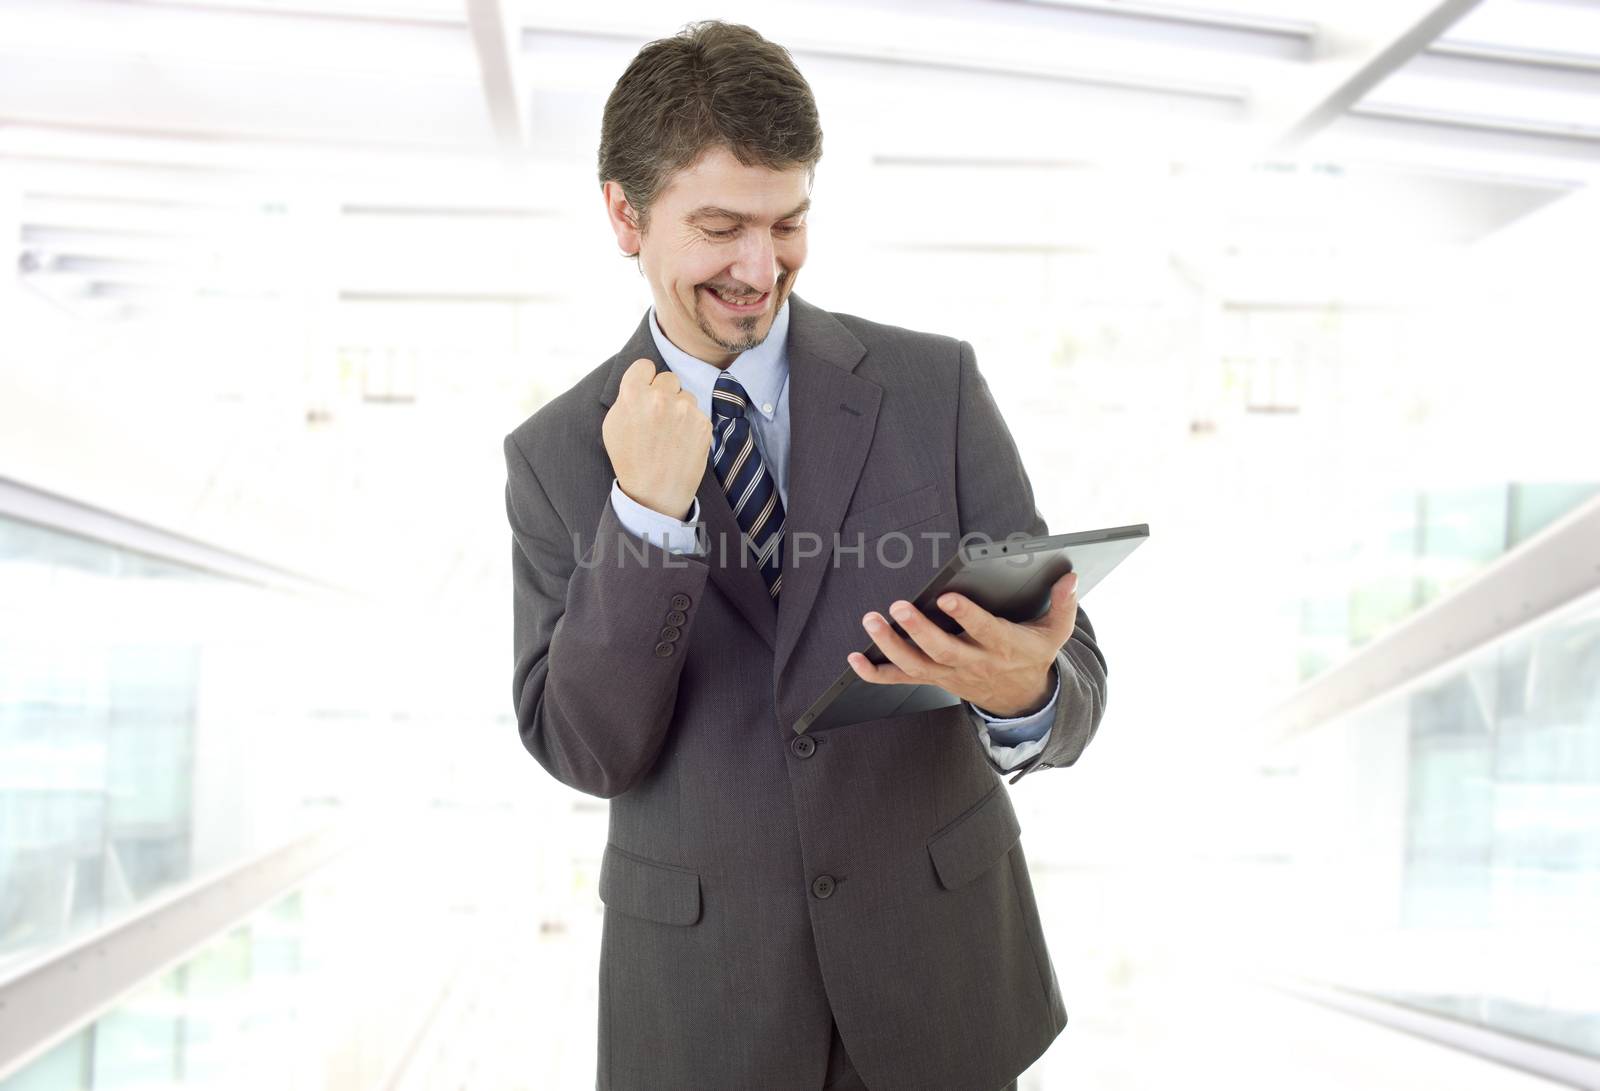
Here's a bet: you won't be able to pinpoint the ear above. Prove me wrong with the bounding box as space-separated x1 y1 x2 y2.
602 180 643 257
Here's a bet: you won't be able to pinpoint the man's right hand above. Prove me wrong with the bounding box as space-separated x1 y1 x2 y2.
602 358 713 520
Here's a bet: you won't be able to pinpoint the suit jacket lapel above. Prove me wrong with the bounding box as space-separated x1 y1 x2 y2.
773 295 879 680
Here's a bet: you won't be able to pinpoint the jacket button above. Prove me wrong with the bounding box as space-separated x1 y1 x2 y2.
660 625 681 642
665 609 687 627
653 642 674 657
670 593 691 611
811 874 836 899
791 736 815 758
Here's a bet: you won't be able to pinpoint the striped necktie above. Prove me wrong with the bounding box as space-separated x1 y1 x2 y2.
709 373 784 603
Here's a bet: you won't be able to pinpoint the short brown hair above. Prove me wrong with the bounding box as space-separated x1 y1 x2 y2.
598 21 823 239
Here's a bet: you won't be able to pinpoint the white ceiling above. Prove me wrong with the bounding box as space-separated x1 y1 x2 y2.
1 0 1596 598
2 0 1596 311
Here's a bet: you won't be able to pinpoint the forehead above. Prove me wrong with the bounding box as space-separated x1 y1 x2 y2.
657 145 811 219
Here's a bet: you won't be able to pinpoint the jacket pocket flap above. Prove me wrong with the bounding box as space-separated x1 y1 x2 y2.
598 843 702 926
839 482 944 542
926 785 1022 890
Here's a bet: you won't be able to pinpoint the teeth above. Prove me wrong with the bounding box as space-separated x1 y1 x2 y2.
713 288 761 306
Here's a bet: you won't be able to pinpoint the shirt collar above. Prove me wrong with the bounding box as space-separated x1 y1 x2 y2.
647 297 790 423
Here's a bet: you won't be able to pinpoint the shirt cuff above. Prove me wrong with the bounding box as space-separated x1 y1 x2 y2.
609 478 702 555
977 725 1053 772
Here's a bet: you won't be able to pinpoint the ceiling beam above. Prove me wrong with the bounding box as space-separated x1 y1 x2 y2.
1426 39 1600 79
1324 108 1600 188
465 0 527 153
1003 0 1316 60
1352 102 1600 147
116 0 460 28
518 13 1259 108
1259 0 1487 151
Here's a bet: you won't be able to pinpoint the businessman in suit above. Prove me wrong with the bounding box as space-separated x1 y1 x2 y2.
503 21 1109 1091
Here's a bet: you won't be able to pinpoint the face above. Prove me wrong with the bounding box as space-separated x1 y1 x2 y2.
605 145 810 368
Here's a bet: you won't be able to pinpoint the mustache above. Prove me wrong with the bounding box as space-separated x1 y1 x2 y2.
703 272 789 298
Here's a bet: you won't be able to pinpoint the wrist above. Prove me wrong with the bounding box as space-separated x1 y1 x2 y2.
978 665 1054 719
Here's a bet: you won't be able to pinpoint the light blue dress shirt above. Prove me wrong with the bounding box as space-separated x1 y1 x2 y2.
607 299 1058 770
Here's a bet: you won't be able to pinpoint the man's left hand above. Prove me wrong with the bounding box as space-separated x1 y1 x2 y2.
847 570 1079 718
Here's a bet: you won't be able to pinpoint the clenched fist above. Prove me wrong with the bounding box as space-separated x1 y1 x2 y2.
602 358 713 520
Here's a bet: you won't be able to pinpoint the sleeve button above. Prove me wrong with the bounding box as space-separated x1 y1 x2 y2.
653 642 674 657
670 593 691 611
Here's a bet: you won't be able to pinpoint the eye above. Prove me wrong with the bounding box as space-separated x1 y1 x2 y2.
775 221 803 235
704 227 738 239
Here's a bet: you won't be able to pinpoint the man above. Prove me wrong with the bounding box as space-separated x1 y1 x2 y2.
503 21 1108 1091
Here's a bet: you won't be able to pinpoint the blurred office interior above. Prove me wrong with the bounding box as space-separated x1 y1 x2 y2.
1 0 1598 1087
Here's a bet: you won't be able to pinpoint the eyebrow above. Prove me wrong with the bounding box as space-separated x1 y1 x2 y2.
686 198 811 225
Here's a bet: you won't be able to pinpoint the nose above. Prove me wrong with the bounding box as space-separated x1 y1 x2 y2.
728 229 778 295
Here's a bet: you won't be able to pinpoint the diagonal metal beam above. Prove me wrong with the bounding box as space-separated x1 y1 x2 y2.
0 825 356 1083
1261 0 1487 151
465 0 527 153
1261 491 1600 744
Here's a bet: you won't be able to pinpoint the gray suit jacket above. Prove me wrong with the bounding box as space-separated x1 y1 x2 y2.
503 292 1109 1091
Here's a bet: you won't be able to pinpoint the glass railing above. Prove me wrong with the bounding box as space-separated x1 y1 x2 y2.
0 513 396 982
1254 585 1600 1058
0 820 477 1091
1294 481 1599 681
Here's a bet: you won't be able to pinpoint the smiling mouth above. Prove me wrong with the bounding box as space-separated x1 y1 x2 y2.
701 286 770 314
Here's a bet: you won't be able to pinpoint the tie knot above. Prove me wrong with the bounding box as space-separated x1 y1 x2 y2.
710 373 751 424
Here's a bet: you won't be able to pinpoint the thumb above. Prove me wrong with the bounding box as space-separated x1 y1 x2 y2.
1049 570 1080 638
619 357 657 395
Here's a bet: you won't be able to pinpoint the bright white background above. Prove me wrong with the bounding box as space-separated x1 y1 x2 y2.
2 1 1598 1088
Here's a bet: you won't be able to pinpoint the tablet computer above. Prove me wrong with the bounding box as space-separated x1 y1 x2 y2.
793 522 1148 735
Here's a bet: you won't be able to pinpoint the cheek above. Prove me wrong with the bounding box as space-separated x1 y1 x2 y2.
780 237 808 272
675 254 725 293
